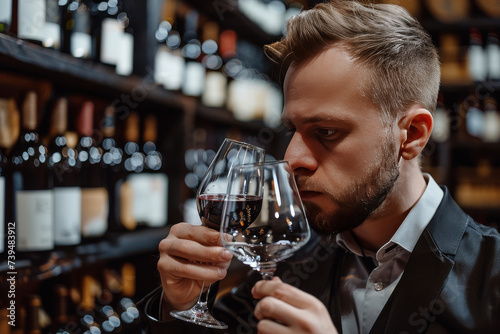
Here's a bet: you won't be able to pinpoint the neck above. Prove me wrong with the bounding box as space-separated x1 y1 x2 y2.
351 160 427 252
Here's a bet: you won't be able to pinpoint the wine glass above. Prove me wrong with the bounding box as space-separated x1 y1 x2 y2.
220 160 311 280
170 138 265 329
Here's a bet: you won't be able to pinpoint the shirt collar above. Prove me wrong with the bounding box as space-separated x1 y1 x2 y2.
336 174 444 257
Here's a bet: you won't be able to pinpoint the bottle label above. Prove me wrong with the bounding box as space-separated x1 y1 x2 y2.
101 18 124 65
155 47 185 91
81 187 109 237
128 173 168 227
16 189 54 251
0 176 4 253
202 72 227 108
18 0 46 41
71 32 92 59
182 62 206 97
0 0 12 26
54 187 82 245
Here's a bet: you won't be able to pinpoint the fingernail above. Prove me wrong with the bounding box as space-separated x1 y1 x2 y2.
218 267 227 278
222 249 232 260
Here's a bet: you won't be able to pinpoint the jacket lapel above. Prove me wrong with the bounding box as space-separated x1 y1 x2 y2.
369 188 469 334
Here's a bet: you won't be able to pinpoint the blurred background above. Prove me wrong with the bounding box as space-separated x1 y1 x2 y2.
0 0 499 332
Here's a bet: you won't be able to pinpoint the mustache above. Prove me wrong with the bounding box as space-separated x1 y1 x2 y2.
295 176 324 193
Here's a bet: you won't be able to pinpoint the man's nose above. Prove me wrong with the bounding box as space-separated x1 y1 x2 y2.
284 133 317 173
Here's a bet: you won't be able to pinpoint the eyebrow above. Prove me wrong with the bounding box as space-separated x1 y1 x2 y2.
281 112 353 128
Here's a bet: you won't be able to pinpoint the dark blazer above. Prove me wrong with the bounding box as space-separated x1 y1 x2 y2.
140 188 500 333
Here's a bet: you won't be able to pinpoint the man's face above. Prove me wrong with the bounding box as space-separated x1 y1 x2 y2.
282 47 400 235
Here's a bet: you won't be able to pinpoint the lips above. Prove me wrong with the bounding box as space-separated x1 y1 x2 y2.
299 190 321 200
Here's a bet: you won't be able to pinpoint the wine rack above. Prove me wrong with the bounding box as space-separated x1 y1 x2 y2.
0 1 280 332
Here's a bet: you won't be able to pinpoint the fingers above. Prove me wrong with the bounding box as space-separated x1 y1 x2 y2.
256 319 290 334
254 295 299 323
159 223 233 265
252 277 338 334
252 277 319 309
158 254 229 284
170 223 222 246
157 223 233 284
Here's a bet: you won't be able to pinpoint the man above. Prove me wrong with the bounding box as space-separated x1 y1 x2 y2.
141 1 500 333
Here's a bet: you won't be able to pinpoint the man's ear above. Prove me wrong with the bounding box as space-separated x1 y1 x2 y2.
398 107 433 161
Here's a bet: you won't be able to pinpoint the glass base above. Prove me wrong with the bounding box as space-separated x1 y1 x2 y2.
170 306 228 329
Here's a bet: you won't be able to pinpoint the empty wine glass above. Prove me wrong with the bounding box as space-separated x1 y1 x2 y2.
220 161 311 280
170 138 265 329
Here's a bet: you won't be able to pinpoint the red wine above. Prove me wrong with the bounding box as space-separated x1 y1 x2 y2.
197 194 262 231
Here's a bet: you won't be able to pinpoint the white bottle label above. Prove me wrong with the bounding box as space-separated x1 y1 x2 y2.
43 21 60 49
116 32 134 76
16 189 54 251
101 18 124 65
182 61 206 97
468 45 487 82
155 47 185 91
81 187 109 237
202 71 227 107
18 0 46 41
483 110 500 142
54 187 82 245
71 32 92 58
0 176 4 253
0 0 12 25
431 107 451 143
129 173 168 227
487 43 500 80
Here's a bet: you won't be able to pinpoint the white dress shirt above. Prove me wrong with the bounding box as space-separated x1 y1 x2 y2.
336 174 444 334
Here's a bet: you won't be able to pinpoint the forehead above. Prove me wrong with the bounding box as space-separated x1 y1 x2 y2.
282 46 379 125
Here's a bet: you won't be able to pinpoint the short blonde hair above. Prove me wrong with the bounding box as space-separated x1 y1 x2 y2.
264 0 440 123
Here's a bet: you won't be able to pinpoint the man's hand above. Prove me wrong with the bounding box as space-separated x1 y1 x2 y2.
157 223 233 314
252 277 338 334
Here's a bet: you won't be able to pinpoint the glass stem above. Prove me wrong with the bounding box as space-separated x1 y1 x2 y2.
194 281 211 313
260 263 277 280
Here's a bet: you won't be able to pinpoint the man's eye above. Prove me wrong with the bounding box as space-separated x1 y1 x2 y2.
286 127 296 136
316 128 337 138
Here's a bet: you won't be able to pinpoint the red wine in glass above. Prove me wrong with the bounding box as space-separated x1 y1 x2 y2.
198 194 262 231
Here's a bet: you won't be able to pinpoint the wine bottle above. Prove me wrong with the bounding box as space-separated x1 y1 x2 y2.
486 30 500 81
468 28 487 82
17 0 46 44
201 21 227 108
431 93 450 143
42 0 61 49
99 0 125 66
48 97 81 246
100 105 122 231
131 114 168 227
181 8 205 97
52 285 70 333
483 97 500 142
8 91 54 252
70 0 93 59
154 0 185 91
115 11 134 76
76 100 108 238
116 111 142 231
117 263 141 333
79 274 103 333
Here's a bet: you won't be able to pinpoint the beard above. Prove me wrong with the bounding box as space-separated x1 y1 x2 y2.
299 135 400 236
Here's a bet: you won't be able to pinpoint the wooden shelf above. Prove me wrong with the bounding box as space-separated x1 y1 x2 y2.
0 227 169 283
0 34 183 109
